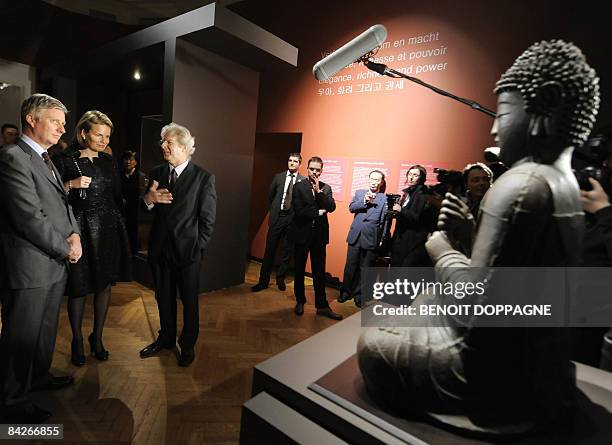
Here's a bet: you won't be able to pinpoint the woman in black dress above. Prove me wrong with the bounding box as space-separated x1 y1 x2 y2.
54 110 131 366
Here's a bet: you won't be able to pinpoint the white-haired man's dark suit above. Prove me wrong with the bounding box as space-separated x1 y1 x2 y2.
141 162 216 366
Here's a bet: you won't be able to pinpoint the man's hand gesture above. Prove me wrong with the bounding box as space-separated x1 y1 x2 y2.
311 178 321 194
144 180 173 205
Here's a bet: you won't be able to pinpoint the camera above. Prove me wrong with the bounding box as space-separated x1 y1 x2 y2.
429 168 464 197
573 128 612 194
574 166 610 192
377 193 402 261
383 193 401 218
385 193 401 208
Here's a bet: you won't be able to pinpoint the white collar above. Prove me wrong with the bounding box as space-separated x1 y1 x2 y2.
170 160 189 177
20 134 47 158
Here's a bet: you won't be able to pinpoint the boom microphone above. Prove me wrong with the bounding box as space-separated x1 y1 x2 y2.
313 25 388 81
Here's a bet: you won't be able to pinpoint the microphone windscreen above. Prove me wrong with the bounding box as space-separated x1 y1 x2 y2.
313 25 387 81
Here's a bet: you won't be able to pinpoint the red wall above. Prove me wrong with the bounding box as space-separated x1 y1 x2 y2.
239 0 612 279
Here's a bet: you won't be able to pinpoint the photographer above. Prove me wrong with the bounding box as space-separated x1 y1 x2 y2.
462 162 493 218
575 175 612 369
578 129 612 265
581 177 612 265
390 165 437 266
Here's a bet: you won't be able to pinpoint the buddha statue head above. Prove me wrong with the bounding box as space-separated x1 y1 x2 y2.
492 40 600 167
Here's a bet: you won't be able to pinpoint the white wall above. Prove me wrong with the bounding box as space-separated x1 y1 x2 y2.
0 58 36 131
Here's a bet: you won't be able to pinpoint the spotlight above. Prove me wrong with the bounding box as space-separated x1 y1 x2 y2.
133 70 141 80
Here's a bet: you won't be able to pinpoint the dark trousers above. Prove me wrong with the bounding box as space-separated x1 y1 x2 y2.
259 213 293 285
293 239 328 309
341 244 377 300
150 258 201 350
0 271 67 407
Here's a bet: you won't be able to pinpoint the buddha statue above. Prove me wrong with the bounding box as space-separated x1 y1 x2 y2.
357 40 600 436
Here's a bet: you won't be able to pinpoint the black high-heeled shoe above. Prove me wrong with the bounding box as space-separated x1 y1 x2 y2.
71 338 86 366
88 333 109 361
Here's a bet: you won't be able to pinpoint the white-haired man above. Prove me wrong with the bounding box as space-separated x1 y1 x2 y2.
0 94 81 423
139 123 216 367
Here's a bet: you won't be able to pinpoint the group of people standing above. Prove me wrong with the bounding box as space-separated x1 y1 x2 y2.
252 153 498 311
0 96 130 423
0 93 216 423
252 154 342 320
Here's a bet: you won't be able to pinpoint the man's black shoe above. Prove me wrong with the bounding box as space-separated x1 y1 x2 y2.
178 349 195 367
337 292 352 303
32 375 74 392
354 298 362 308
3 402 51 424
277 279 286 291
140 339 175 358
251 283 268 292
294 303 304 316
316 307 343 321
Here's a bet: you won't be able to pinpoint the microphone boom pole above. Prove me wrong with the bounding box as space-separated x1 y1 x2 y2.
363 59 496 118
312 24 495 118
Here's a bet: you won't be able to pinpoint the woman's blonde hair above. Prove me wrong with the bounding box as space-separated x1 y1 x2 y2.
75 110 113 147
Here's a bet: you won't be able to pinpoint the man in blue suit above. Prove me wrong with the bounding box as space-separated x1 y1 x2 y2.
338 170 387 307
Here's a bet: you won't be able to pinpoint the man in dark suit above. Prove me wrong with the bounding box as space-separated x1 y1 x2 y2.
0 94 82 423
290 156 342 320
391 165 437 266
338 170 387 307
252 153 305 292
139 123 216 367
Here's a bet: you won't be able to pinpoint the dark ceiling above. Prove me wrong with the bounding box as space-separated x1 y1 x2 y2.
0 1 286 92
0 0 140 67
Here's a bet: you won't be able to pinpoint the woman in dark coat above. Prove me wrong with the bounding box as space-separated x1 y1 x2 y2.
54 110 131 366
390 164 437 267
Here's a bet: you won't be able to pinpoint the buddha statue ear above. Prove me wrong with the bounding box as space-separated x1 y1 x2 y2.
528 81 567 163
529 81 566 138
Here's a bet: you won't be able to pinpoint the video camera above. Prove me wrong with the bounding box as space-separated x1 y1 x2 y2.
385 193 401 208
429 167 464 197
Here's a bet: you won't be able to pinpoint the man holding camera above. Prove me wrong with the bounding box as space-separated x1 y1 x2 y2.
338 170 387 307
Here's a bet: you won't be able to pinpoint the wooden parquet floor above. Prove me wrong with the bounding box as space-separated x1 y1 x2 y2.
8 261 359 445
